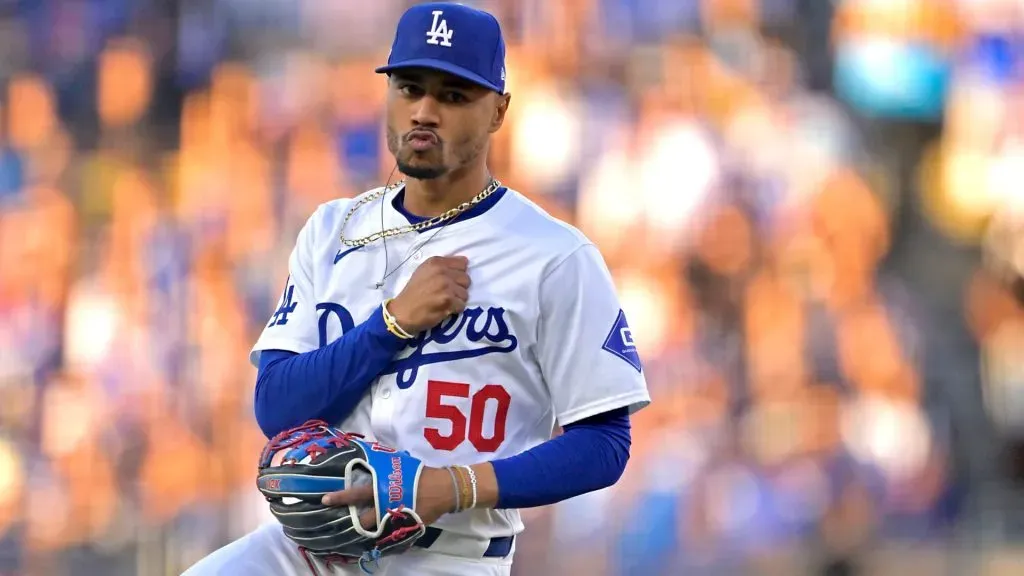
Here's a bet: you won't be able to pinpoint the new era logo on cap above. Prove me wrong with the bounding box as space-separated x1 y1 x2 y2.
375 2 507 94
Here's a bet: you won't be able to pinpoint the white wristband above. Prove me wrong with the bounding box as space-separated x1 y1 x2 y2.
461 466 478 510
381 298 415 339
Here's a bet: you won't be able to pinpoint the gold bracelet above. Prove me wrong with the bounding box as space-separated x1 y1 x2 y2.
460 465 478 510
381 298 415 339
452 465 473 512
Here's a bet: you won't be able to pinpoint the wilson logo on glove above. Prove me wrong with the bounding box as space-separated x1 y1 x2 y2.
388 457 404 503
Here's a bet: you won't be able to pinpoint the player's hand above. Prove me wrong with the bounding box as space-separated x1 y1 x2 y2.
322 466 456 529
388 256 470 334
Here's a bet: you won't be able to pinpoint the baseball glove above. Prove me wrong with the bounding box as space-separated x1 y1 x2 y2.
256 420 428 569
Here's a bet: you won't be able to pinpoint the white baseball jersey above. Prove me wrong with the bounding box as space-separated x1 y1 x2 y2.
248 183 650 550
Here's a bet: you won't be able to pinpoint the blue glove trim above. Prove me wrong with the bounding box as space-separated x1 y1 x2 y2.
257 474 346 496
351 439 422 513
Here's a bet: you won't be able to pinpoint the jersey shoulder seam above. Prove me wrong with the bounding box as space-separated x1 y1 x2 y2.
504 191 596 285
313 194 361 218
539 242 598 287
507 190 589 241
309 189 386 234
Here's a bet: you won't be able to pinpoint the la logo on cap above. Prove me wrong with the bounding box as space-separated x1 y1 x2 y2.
426 10 454 47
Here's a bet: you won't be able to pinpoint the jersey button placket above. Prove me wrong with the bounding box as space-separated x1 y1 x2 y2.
374 381 397 442
369 378 390 440
384 383 403 442
408 242 424 262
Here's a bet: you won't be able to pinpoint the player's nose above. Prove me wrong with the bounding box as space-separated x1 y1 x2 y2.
410 95 441 127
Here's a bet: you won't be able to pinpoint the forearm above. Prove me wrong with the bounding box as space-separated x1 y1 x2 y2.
253 305 406 438
476 408 631 510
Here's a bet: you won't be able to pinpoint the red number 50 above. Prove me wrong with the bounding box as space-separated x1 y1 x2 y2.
424 380 511 452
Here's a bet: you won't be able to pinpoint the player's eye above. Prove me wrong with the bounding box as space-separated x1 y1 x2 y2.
443 91 469 104
397 83 423 98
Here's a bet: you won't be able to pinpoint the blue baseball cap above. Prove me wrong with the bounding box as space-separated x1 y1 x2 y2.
375 2 507 94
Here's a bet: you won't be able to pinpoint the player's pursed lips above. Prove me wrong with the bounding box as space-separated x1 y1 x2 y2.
407 129 441 151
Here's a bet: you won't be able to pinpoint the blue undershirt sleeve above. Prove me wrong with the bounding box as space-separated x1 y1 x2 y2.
253 305 406 438
490 407 631 509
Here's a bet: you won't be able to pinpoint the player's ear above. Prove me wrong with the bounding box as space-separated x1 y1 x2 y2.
489 92 511 133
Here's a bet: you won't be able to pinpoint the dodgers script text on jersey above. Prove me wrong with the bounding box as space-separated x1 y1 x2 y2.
249 185 651 542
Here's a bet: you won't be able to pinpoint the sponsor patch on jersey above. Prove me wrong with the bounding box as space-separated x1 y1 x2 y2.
602 309 642 373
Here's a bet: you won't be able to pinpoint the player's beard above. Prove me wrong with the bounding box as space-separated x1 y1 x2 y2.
388 128 447 180
387 128 487 181
397 159 446 180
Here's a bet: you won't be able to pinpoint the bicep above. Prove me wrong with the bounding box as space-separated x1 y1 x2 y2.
562 407 630 430
257 349 298 374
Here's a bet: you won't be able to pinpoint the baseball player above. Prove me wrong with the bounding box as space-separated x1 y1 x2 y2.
183 3 650 575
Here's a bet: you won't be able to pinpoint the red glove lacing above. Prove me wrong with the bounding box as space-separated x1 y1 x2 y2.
259 419 364 467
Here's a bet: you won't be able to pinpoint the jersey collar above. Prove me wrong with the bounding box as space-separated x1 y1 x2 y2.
391 184 508 232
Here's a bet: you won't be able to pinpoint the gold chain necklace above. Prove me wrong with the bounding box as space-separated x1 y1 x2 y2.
338 178 502 247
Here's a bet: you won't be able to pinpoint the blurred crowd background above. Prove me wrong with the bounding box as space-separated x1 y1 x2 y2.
3 0 1024 574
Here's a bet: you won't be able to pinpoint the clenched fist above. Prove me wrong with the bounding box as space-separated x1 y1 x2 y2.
388 256 470 334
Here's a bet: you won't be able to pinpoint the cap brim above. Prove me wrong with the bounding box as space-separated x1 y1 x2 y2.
375 59 503 93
